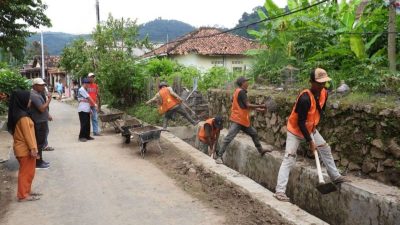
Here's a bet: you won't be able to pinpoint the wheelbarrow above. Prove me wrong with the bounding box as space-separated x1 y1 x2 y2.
98 112 124 133
123 125 163 158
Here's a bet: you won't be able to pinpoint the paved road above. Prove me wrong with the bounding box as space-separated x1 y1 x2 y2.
0 101 224 225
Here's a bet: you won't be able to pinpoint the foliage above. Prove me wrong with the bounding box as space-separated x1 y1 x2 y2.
97 52 146 106
126 103 162 125
198 67 238 92
145 58 180 78
0 67 30 96
60 38 94 78
249 0 400 93
0 0 51 59
61 15 149 106
232 6 267 39
0 102 7 115
139 18 195 43
25 41 49 61
25 18 194 56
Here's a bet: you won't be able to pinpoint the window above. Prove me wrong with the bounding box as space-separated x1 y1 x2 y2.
232 60 243 65
233 67 243 72
211 60 224 65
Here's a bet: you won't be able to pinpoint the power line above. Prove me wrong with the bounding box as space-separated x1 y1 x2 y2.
159 0 331 47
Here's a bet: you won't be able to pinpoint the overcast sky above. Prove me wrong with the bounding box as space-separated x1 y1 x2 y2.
40 0 287 34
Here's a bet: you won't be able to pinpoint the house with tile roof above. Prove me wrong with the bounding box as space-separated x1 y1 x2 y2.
143 27 260 73
20 56 73 96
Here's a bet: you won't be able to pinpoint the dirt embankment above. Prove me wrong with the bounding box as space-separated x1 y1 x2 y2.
147 140 289 225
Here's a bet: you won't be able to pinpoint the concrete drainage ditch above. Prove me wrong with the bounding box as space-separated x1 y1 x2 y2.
165 126 400 225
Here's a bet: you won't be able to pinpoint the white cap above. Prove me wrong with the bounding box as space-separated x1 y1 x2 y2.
88 72 95 77
32 78 46 85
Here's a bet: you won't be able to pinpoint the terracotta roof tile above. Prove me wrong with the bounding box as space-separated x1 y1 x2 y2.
144 27 259 57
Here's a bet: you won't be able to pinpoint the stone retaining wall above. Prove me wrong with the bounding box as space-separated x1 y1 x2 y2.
207 89 400 187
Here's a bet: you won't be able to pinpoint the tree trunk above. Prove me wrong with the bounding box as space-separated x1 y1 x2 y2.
388 0 397 73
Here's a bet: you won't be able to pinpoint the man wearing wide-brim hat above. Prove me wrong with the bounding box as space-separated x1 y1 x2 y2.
274 68 350 202
215 76 271 164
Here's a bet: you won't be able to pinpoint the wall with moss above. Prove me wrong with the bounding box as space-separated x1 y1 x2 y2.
208 89 400 187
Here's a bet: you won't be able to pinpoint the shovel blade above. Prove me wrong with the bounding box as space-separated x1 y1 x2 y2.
316 182 337 194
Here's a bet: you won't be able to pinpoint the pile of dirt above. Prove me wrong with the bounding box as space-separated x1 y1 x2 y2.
147 141 289 225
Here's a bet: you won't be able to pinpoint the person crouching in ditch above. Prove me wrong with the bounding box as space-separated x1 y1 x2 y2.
146 81 198 129
195 116 224 158
274 68 350 202
7 90 41 202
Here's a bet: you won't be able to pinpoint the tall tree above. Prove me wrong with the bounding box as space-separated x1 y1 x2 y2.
25 41 49 60
0 0 51 59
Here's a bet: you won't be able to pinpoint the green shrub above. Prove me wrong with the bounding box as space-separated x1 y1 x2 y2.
198 67 238 92
126 103 162 125
0 101 7 115
146 58 180 78
0 67 29 96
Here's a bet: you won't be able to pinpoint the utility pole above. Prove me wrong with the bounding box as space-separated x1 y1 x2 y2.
96 0 100 25
388 0 397 73
41 31 45 80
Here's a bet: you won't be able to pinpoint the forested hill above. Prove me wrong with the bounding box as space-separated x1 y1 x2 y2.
26 19 196 55
27 32 90 55
139 18 195 43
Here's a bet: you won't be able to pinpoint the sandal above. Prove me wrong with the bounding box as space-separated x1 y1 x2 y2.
30 192 43 196
18 195 40 202
43 146 55 151
273 192 290 202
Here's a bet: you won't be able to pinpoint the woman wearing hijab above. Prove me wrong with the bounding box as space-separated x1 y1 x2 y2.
7 90 41 202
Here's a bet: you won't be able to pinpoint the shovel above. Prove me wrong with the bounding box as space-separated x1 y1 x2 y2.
181 101 199 120
314 150 337 194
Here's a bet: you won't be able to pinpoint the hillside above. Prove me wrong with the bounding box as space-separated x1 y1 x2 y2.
139 18 195 43
27 32 90 55
26 19 196 55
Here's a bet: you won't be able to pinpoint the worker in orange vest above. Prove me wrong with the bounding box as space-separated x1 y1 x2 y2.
146 82 198 129
274 68 350 202
215 76 271 164
196 116 223 157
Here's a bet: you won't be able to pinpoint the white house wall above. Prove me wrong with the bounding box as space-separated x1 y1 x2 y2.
170 54 254 73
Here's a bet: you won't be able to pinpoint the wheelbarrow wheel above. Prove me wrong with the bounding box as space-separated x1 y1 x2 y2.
140 142 147 158
124 135 131 144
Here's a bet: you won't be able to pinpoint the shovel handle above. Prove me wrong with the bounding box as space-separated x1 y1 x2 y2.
314 150 325 184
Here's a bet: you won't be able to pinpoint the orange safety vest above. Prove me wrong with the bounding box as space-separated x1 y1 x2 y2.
198 118 219 143
287 89 327 138
158 87 180 114
230 88 250 127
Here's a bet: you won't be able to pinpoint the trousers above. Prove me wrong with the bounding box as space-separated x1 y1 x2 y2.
275 130 341 193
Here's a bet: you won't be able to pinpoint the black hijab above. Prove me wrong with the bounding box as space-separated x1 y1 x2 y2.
7 90 31 134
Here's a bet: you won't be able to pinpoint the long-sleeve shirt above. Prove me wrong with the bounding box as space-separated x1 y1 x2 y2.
13 117 38 157
294 91 327 142
146 87 181 105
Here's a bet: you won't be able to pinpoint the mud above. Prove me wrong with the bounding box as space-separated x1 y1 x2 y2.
148 140 289 225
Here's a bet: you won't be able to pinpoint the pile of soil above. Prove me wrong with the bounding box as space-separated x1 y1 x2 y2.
147 140 289 225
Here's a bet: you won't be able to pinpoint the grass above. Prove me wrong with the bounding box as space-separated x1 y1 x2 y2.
126 103 162 125
336 92 399 109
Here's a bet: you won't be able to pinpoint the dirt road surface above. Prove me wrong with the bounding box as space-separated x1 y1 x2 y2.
0 101 224 225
